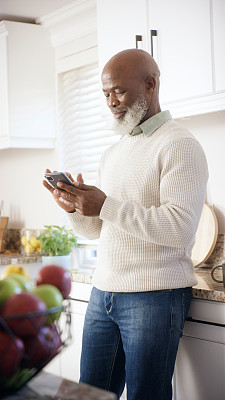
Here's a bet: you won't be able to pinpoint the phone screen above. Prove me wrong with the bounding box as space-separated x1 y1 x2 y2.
44 172 74 190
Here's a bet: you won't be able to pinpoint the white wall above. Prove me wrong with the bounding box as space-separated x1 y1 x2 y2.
0 146 64 229
176 110 225 233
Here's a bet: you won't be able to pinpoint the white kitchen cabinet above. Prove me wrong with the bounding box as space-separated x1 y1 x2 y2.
45 283 92 382
0 21 56 149
173 299 225 400
97 0 147 119
60 299 88 382
212 0 225 91
147 0 225 116
43 349 61 377
97 0 225 118
147 0 212 103
97 0 147 72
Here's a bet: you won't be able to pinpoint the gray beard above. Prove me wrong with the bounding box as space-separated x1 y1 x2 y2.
113 94 148 136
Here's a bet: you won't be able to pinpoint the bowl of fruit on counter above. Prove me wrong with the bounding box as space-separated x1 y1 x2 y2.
0 263 72 396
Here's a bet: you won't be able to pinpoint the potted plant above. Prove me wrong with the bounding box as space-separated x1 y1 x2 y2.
37 225 77 270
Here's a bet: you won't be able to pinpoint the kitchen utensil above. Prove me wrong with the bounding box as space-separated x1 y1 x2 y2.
191 203 218 267
211 263 225 286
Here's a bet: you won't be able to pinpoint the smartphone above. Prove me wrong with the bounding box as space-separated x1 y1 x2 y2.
44 172 74 191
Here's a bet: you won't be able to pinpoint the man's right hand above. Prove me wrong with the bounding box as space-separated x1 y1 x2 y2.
43 168 84 213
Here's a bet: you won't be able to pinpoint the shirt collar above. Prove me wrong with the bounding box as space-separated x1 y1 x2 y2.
130 110 172 137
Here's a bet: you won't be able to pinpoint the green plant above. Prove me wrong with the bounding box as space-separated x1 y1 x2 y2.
37 225 77 256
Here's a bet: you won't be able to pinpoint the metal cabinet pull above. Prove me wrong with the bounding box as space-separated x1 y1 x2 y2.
135 35 143 49
150 30 157 57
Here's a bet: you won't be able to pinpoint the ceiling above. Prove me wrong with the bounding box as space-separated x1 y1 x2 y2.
0 0 77 24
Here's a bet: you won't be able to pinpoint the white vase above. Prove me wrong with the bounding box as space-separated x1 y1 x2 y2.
41 254 71 271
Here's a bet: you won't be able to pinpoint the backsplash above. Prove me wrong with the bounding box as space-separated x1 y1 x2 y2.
204 234 225 267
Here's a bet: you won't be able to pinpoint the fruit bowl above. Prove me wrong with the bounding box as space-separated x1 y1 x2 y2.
0 300 72 396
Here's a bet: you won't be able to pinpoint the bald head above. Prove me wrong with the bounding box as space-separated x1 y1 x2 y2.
102 49 160 83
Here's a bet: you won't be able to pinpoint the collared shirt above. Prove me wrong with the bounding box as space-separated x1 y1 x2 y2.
130 110 172 136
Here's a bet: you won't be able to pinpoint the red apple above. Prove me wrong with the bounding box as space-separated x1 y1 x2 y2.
23 324 62 368
32 284 63 324
0 331 24 377
1 292 47 337
36 264 71 299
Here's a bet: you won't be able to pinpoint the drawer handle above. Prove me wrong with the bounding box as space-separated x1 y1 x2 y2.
150 29 157 57
135 35 143 49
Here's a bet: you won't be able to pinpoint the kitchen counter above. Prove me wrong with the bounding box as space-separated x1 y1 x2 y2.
0 254 225 302
1 371 116 400
0 253 42 266
192 266 225 302
71 265 225 303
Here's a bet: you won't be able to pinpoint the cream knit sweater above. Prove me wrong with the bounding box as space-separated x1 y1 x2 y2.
68 118 208 292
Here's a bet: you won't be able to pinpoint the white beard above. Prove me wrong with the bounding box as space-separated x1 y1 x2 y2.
112 93 148 136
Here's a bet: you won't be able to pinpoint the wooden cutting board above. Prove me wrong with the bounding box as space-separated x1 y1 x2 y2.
191 203 218 267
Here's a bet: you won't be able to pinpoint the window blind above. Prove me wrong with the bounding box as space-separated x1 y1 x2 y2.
58 63 119 186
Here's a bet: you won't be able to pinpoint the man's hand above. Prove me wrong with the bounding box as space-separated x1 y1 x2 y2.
43 169 106 216
43 169 81 213
57 179 106 216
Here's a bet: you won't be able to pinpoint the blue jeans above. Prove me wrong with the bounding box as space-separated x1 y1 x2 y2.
80 286 192 400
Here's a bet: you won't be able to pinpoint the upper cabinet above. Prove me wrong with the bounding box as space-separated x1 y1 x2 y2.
97 0 148 118
0 21 56 149
97 0 225 118
148 0 212 103
97 0 147 71
212 0 225 92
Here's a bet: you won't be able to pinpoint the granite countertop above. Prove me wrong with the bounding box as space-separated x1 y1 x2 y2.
0 253 42 265
192 266 225 302
2 371 117 400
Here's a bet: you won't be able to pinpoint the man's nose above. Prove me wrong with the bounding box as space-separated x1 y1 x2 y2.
108 94 120 108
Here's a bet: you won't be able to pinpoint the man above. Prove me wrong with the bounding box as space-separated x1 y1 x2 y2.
43 49 208 400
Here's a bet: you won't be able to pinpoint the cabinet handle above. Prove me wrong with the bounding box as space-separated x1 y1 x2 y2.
135 35 143 49
150 30 157 57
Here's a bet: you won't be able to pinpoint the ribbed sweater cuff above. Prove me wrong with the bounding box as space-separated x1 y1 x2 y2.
100 196 121 222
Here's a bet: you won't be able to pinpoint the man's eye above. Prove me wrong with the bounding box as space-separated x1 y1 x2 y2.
116 91 125 95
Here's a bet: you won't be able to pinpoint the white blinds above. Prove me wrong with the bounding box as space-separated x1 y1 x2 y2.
58 63 119 186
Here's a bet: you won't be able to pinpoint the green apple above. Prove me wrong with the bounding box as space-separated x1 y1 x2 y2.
32 284 63 323
0 277 22 308
7 273 32 292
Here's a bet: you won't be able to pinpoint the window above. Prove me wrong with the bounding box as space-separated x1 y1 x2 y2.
58 62 119 257
58 62 119 186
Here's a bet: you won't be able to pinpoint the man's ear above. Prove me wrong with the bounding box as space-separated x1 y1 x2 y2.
145 76 156 92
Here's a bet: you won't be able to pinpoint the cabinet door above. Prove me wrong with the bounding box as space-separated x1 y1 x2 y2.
0 21 55 149
60 300 88 382
43 353 61 377
212 0 225 91
148 0 213 104
97 0 147 72
174 329 225 400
